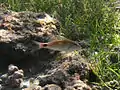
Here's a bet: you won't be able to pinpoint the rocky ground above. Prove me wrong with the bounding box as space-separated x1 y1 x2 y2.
0 8 94 90
0 9 119 90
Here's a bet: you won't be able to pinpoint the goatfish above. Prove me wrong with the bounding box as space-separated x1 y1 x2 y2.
32 39 81 52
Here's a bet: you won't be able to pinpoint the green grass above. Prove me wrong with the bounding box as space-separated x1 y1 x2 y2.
0 0 120 89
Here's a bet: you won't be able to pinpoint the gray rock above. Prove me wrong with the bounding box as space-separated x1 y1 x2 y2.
0 10 59 71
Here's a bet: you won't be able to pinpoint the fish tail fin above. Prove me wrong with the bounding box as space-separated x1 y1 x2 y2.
30 40 44 53
32 40 48 48
32 40 41 48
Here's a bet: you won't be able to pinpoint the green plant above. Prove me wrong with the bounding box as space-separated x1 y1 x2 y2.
0 0 120 89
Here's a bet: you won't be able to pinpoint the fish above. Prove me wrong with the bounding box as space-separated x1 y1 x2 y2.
32 39 81 52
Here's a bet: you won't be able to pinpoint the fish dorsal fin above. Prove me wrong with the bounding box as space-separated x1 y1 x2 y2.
49 35 69 41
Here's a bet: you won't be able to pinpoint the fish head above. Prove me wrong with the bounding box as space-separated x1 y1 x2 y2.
68 43 80 50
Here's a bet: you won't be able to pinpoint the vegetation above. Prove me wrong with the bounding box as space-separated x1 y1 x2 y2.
0 0 120 89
